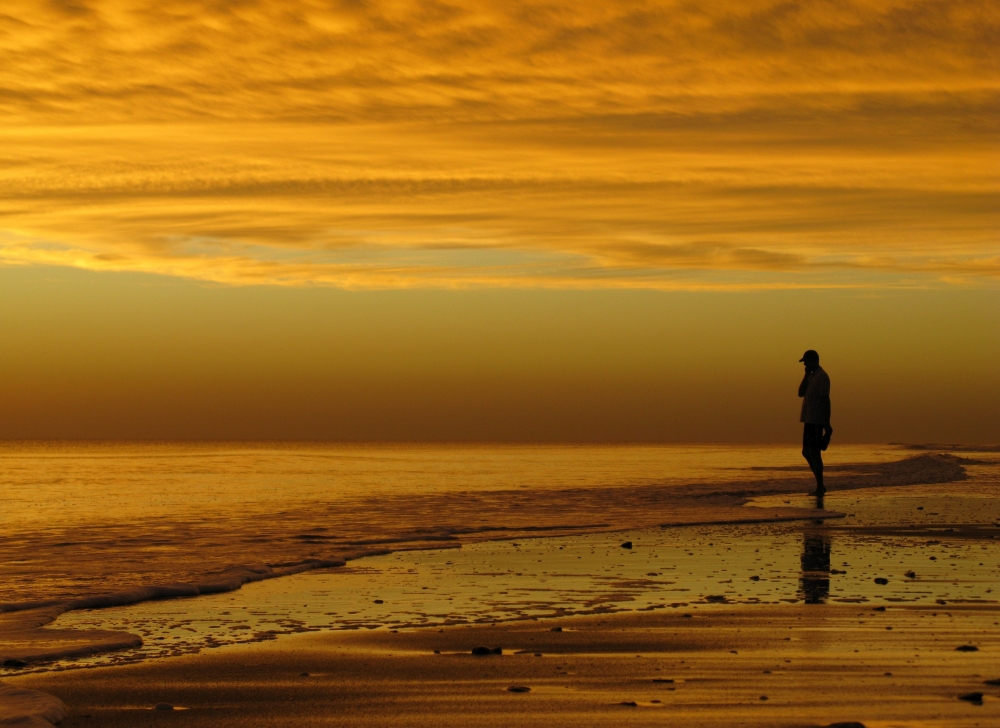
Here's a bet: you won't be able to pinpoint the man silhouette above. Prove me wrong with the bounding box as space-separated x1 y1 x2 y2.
798 350 832 495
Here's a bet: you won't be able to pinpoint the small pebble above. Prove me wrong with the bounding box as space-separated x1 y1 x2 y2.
153 703 174 711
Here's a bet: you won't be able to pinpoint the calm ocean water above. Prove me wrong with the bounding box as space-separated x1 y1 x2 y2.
1 442 905 528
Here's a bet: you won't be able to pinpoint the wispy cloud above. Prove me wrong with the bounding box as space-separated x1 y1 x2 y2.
0 1 997 288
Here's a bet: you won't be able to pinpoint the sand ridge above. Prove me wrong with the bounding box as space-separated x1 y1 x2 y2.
10 603 1000 727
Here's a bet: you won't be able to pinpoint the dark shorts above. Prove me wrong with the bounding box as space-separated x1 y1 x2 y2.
803 423 824 451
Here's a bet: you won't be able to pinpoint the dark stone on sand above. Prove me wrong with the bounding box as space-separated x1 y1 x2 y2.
472 646 502 655
682 613 693 618
154 703 174 711
374 599 383 604
904 570 916 578
507 686 531 693
984 678 1000 686
621 541 633 549
872 606 886 611
2 659 28 668
958 692 984 704
299 672 309 677
955 645 979 652
652 678 674 683
759 695 768 701
619 701 638 707
873 578 889 585
826 723 866 728
749 575 760 581
705 595 728 603
550 627 562 632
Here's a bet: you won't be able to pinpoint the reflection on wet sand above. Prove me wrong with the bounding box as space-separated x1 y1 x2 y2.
799 531 832 604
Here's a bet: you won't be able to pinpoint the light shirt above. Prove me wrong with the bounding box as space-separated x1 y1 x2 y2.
800 367 831 424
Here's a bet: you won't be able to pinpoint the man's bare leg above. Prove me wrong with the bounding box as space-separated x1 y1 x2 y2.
803 447 825 494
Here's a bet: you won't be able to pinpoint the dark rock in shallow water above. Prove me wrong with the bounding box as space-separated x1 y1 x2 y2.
618 701 638 707
621 541 633 549
904 570 916 578
507 686 531 693
958 692 984 704
826 723 866 728
2 659 28 668
153 703 174 711
984 678 1000 685
955 645 979 652
705 595 728 603
749 575 760 581
550 627 562 632
299 672 309 677
472 646 502 655
873 577 889 585
651 678 674 683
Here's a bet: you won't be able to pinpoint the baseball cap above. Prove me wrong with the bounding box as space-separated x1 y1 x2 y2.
799 349 819 362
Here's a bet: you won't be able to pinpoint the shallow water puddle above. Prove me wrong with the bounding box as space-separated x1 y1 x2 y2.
33 489 1000 673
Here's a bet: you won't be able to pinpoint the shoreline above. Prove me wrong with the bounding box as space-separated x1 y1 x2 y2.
0 453 969 670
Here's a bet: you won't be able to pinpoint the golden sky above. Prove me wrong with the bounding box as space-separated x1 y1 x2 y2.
1 1 998 440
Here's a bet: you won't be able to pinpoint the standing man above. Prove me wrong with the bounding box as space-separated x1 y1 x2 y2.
798 350 832 495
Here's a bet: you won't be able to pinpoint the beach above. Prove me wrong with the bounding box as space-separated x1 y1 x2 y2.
2 443 999 726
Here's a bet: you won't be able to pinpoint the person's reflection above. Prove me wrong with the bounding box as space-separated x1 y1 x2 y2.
799 531 832 604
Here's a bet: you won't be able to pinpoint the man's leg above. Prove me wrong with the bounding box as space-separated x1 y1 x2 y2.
802 425 826 494
810 448 824 493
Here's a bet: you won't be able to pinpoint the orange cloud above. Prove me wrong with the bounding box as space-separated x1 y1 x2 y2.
0 1 997 288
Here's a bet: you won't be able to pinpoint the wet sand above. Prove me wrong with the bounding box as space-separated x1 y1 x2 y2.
11 604 1000 728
